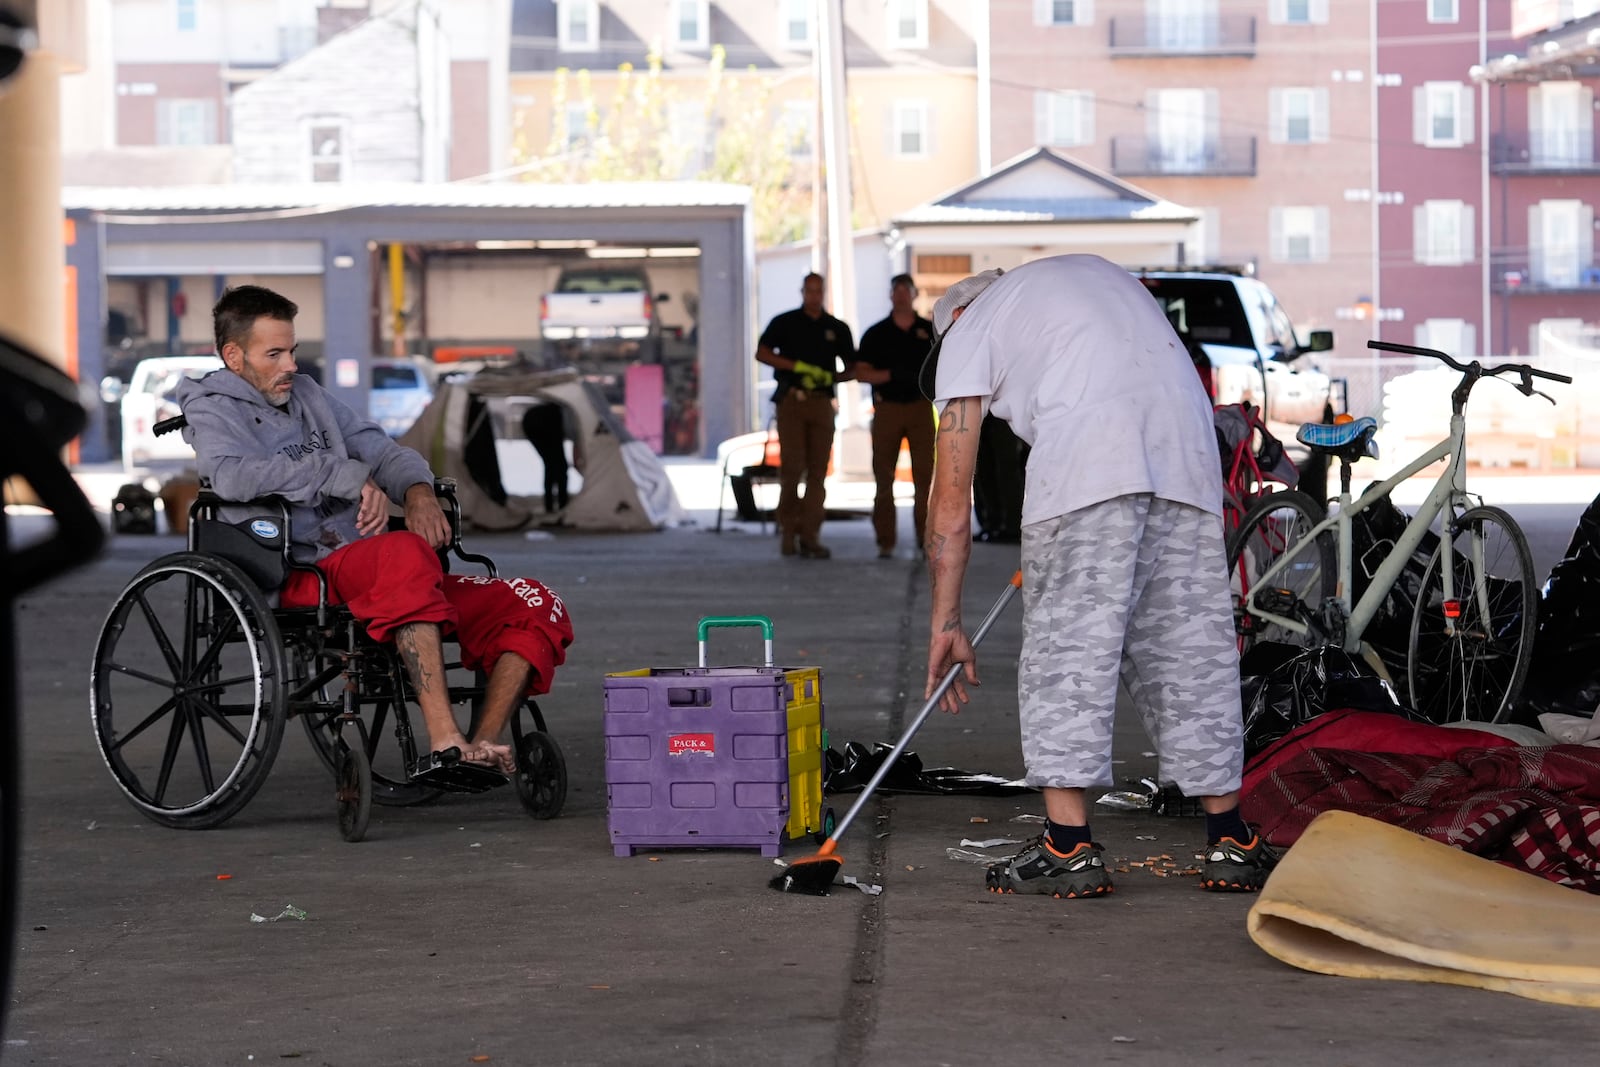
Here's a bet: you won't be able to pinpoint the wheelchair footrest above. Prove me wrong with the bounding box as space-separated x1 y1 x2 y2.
410 749 509 794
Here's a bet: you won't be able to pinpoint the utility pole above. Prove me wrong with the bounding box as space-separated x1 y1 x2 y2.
813 0 868 473
811 15 827 277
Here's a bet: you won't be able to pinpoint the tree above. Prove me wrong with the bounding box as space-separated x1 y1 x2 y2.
509 47 814 248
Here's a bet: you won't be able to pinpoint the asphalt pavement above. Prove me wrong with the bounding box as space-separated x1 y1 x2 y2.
4 473 1600 1066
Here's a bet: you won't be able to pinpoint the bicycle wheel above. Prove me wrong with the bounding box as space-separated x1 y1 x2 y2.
1406 505 1536 724
1226 490 1334 655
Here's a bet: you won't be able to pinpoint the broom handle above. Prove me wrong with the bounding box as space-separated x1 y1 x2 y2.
829 570 1023 846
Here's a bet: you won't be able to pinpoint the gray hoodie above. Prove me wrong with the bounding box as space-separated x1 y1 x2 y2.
174 369 435 562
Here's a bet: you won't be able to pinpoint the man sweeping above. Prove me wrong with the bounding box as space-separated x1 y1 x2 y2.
920 255 1275 898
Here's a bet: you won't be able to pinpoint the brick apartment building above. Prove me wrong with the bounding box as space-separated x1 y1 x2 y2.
984 0 1376 345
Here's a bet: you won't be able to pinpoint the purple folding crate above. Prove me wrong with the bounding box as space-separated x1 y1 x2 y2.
604 665 791 857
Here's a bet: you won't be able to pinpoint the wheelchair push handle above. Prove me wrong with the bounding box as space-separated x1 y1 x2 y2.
697 615 775 667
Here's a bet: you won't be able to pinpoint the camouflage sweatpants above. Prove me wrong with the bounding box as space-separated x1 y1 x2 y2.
1018 493 1243 795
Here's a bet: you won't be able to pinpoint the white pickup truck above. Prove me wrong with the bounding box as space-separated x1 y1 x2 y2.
539 267 666 359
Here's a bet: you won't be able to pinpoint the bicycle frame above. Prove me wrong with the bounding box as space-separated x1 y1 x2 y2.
1243 410 1470 653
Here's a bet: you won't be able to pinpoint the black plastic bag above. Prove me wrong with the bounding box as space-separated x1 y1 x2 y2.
1240 641 1413 758
823 741 1032 797
1347 493 1439 682
1521 492 1600 722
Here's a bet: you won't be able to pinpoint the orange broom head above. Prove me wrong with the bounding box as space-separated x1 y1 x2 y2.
769 844 843 896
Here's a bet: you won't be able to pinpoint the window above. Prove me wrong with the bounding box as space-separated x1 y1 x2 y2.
1034 0 1092 26
1035 90 1093 148
668 99 708 176
893 101 929 157
1415 200 1473 266
1281 89 1312 143
558 0 598 52
564 101 596 150
1270 206 1329 263
887 0 928 48
1427 0 1458 23
1415 319 1474 359
1273 0 1324 19
781 0 811 48
306 119 347 182
1415 81 1473 148
1269 87 1327 143
176 0 197 31
673 0 707 49
155 99 216 146
781 100 814 162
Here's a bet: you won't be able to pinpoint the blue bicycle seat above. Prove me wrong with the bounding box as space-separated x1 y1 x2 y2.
1297 417 1380 459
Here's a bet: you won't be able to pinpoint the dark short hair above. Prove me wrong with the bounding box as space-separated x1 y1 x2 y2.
213 285 298 356
890 273 915 291
802 272 824 286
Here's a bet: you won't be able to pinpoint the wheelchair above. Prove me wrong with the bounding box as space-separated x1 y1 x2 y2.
87 473 568 843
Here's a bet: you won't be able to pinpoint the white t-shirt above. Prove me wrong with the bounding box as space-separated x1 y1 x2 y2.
934 254 1222 527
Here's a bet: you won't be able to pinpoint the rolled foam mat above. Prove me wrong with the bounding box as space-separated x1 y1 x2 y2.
1247 810 1600 1007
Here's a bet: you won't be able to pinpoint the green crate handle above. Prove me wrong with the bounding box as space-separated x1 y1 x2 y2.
697 614 774 667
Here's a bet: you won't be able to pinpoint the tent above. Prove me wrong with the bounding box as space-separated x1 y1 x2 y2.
399 366 685 532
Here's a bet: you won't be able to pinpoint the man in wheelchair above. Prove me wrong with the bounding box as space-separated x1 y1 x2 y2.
173 285 573 787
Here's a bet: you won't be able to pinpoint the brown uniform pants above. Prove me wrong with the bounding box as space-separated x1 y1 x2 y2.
871 399 935 553
775 390 836 547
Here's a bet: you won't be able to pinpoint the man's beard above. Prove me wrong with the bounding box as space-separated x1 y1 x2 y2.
259 382 292 408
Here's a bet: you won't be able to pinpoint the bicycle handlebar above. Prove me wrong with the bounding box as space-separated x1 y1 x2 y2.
1366 339 1573 388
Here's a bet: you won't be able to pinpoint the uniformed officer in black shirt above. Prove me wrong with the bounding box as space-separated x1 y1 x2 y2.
755 272 857 559
855 273 935 559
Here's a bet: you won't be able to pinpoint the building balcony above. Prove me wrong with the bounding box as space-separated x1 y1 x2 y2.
1492 253 1600 294
1108 15 1256 57
1490 131 1600 175
1110 135 1257 177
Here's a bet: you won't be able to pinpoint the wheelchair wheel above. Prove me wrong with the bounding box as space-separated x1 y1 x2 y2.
334 726 373 843
90 553 287 830
511 701 566 819
301 698 443 808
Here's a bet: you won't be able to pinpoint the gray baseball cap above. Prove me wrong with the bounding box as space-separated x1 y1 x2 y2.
921 268 1004 401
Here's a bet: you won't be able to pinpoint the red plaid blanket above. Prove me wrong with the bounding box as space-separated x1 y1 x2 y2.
1242 744 1600 893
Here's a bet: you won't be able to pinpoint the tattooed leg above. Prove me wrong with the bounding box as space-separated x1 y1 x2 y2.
393 622 475 760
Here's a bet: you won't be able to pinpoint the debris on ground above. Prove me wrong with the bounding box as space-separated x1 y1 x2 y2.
249 905 307 924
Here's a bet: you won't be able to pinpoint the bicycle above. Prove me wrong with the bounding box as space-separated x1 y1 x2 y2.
1227 340 1571 724
1215 400 1302 544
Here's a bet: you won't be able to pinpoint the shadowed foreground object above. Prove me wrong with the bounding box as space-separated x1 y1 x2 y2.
1248 810 1600 1007
772 572 1023 896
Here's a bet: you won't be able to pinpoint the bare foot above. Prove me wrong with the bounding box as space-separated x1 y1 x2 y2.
469 739 516 775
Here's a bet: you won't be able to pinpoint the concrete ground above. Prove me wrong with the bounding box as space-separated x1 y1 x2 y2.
4 468 1600 1065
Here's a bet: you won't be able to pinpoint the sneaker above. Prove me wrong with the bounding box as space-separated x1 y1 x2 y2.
985 838 1113 899
1200 833 1278 892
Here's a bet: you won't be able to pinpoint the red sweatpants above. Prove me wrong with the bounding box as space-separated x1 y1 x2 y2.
280 532 574 695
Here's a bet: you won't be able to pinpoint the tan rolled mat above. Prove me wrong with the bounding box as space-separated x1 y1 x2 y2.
1247 811 1600 1007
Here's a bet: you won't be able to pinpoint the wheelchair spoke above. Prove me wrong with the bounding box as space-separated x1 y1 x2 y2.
152 707 190 805
110 694 182 753
106 661 181 690
135 590 184 678
187 704 218 795
197 701 248 747
183 614 239 687
367 702 390 760
188 673 261 694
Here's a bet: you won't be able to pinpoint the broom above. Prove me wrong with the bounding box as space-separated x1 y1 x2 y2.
771 570 1024 896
